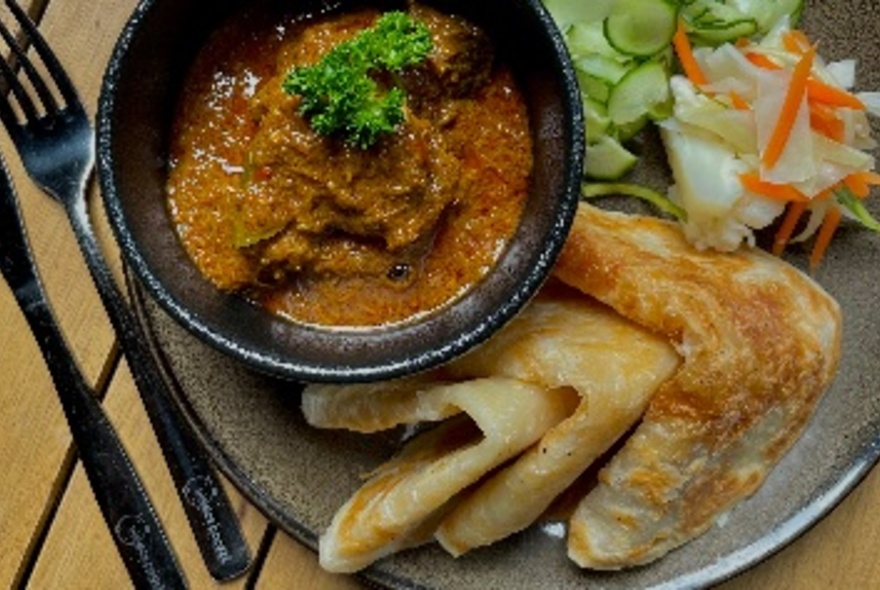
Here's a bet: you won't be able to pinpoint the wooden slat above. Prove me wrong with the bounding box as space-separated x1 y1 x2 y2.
37 0 133 289
250 470 880 590
257 531 361 590
11 3 267 585
0 0 118 384
0 0 124 585
28 361 267 589
721 462 880 589
0 284 74 588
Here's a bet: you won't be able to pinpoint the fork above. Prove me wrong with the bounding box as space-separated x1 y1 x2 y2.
0 152 187 588
0 1 252 581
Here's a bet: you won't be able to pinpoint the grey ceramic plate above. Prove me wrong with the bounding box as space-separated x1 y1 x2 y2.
126 3 880 589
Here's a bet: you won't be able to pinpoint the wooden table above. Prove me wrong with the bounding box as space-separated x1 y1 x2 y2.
1 1 879 588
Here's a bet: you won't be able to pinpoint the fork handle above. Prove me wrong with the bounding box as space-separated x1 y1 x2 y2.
67 199 252 581
5 278 187 590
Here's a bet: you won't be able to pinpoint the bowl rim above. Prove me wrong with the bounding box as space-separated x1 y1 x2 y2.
96 0 586 383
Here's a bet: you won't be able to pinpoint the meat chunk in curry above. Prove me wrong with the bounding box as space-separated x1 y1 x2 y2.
167 3 532 326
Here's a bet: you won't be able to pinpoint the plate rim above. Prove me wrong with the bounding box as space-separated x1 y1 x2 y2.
126 267 880 589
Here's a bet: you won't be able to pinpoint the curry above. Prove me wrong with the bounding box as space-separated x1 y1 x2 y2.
167 2 532 327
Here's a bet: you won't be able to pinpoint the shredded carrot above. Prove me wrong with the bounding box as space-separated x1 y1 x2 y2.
673 18 707 86
809 102 845 141
805 78 866 110
745 52 782 70
843 171 880 198
740 172 810 203
783 30 812 54
762 46 816 170
844 173 870 198
855 170 880 185
729 91 750 110
818 185 838 201
809 205 843 268
791 30 812 47
773 201 808 256
819 183 842 202
810 119 844 142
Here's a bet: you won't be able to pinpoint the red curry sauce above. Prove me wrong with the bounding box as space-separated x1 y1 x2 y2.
167 4 532 327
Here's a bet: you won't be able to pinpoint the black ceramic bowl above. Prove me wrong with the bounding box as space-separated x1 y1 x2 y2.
97 0 584 383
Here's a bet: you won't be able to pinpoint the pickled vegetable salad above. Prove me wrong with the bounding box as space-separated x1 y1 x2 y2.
543 0 880 266
542 0 804 181
663 19 880 263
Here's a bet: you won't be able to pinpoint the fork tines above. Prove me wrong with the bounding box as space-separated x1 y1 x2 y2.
0 0 79 127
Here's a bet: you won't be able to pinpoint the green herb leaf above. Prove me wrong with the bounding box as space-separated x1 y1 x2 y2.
581 181 687 220
282 11 433 148
835 186 880 233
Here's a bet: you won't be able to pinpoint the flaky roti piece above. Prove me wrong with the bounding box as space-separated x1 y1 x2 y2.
303 375 455 433
302 377 577 573
435 290 680 555
554 204 842 569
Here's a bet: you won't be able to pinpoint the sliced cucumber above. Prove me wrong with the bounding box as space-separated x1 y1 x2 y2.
684 0 747 28
682 0 802 45
566 21 620 60
604 0 678 57
584 135 638 180
548 0 674 180
583 96 611 142
607 60 671 126
689 17 757 46
647 90 674 120
575 70 612 103
613 115 648 142
543 0 613 32
728 0 804 31
574 53 630 86
546 0 805 183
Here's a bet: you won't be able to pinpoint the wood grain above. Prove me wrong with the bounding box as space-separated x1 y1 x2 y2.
257 531 361 590
28 362 267 589
721 463 880 589
0 0 120 585
0 280 75 588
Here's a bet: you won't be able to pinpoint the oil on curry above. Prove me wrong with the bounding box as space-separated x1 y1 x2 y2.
167 2 533 327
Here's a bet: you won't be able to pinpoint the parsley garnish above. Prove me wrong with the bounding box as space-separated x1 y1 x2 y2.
282 11 433 148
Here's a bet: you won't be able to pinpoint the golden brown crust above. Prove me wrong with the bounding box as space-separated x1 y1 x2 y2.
435 292 680 555
303 203 842 572
304 377 577 573
555 204 842 569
